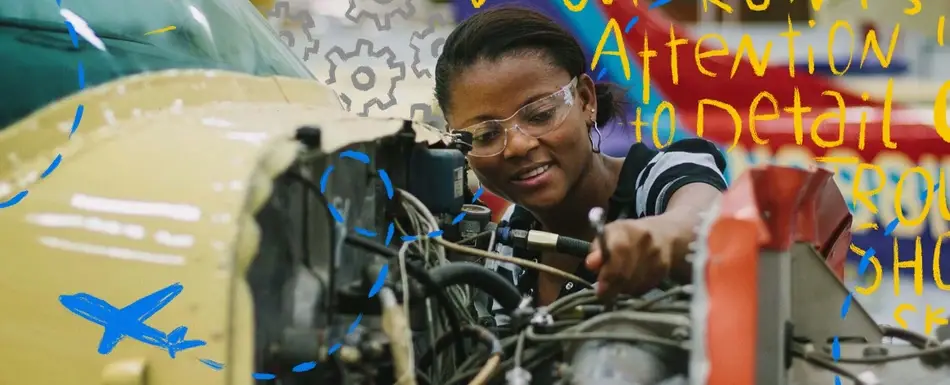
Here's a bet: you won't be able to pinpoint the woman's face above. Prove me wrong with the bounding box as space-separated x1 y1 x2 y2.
446 54 597 210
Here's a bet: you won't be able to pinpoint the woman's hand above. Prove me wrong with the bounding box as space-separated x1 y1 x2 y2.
584 216 679 298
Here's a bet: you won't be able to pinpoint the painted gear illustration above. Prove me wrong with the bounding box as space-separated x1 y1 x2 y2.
266 1 321 62
344 0 416 31
325 38 406 116
409 14 450 79
409 103 446 130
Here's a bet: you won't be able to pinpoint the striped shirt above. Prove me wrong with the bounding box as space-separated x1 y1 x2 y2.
481 138 728 326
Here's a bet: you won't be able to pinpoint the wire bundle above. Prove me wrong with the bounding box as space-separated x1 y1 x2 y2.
300 168 950 385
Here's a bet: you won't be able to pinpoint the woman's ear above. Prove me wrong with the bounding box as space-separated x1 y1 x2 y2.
578 73 598 114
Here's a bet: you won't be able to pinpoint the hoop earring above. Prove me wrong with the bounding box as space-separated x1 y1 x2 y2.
589 122 603 153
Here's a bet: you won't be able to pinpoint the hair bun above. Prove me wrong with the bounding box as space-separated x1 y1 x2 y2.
593 83 622 126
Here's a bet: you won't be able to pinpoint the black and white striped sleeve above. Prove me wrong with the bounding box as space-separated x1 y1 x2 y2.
632 138 728 217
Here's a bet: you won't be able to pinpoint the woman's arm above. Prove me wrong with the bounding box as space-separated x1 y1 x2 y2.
659 182 723 283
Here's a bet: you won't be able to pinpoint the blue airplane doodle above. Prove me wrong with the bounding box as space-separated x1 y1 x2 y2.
59 282 207 358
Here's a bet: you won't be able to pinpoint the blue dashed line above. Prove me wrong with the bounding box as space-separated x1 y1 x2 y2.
69 104 84 138
340 150 370 164
378 169 394 199
838 219 900 385
831 336 840 360
65 21 79 47
883 218 899 236
649 0 672 9
347 314 362 334
242 261 389 379
354 227 377 237
840 293 852 319
319 165 334 193
472 187 483 201
327 204 345 223
252 373 277 380
624 16 639 33
596 67 608 80
77 61 85 88
368 265 389 298
0 1 87 209
292 361 317 372
0 190 28 209
384 223 395 246
41 154 63 179
200 359 224 371
857 247 875 275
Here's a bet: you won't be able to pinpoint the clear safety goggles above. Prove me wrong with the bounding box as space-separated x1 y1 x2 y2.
453 77 578 157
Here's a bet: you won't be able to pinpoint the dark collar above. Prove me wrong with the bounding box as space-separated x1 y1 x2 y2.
606 143 653 221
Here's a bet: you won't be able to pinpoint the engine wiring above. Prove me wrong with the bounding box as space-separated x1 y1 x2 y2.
289 166 950 385
433 237 594 288
396 242 417 384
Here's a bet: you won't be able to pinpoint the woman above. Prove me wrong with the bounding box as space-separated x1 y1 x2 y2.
434 7 727 307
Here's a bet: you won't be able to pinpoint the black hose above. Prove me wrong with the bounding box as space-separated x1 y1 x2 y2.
427 262 522 310
555 235 592 258
417 324 504 370
343 235 466 359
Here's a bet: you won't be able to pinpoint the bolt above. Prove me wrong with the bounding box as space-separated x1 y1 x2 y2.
339 346 362 363
862 346 888 357
672 327 690 340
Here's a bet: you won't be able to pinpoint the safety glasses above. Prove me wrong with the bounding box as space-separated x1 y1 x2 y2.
453 77 578 157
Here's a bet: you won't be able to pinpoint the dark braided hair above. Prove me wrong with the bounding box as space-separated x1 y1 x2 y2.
434 6 625 127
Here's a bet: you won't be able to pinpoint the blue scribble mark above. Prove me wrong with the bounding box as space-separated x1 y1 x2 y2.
0 191 29 208
649 0 672 9
378 169 394 199
596 67 608 81
292 361 317 372
253 373 277 380
329 343 342 354
320 165 333 194
857 247 876 275
327 204 345 223
831 336 840 360
624 16 640 33
200 359 225 371
69 104 84 138
347 314 363 334
340 150 370 164
368 264 389 298
355 227 377 237
452 212 467 225
65 21 79 47
835 376 842 385
427 229 444 238
58 283 207 358
42 154 63 179
840 293 852 319
401 235 418 242
385 223 395 246
883 218 899 236
472 187 484 202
